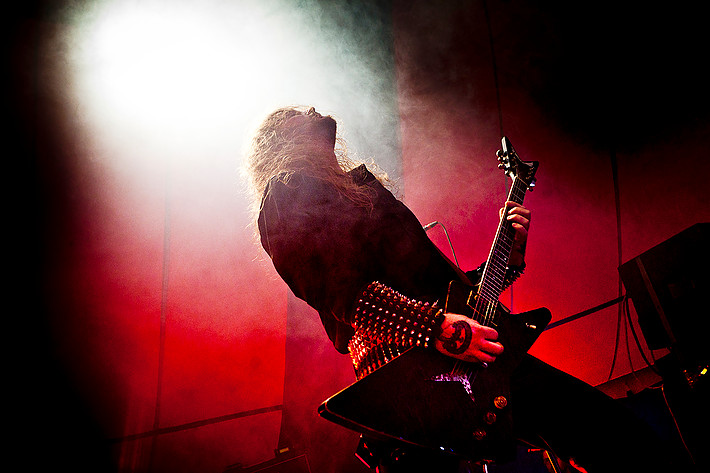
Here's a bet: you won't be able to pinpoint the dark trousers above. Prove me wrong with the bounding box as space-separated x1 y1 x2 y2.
363 355 679 473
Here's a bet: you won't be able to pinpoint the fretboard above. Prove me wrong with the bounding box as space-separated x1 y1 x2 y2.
475 176 529 322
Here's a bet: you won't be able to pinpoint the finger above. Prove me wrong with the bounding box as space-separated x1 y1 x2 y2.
475 341 504 364
506 207 531 222
511 226 529 243
500 201 522 216
504 200 531 214
484 340 504 356
477 324 500 341
475 351 498 364
507 213 530 229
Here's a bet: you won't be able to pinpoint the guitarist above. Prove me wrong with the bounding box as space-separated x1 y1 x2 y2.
245 106 674 472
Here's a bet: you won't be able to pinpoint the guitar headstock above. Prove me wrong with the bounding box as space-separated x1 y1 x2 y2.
496 136 538 190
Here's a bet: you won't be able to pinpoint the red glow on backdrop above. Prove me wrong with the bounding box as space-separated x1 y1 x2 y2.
15 0 710 472
390 0 710 388
40 110 290 467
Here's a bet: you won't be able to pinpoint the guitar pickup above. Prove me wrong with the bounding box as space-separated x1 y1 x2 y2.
465 289 476 310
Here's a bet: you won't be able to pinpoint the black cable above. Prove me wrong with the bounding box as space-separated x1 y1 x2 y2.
624 295 660 375
110 405 284 443
481 0 504 137
544 295 624 331
423 221 460 268
607 301 622 381
607 146 624 381
481 0 510 308
624 298 635 375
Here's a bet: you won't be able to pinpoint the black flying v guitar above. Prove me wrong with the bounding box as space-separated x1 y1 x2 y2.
318 137 552 463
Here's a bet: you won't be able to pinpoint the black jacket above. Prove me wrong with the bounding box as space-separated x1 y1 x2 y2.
258 165 473 353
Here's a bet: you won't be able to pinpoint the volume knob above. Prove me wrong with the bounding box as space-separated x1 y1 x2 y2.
484 412 497 424
493 396 508 409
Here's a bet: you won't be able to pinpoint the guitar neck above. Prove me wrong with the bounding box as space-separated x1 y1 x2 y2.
477 176 529 310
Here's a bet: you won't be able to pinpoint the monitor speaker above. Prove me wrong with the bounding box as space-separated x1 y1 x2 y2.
618 223 709 364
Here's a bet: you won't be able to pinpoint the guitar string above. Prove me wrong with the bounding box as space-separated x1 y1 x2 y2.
450 172 530 376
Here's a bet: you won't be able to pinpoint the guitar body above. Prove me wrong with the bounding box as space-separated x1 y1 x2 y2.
318 138 547 462
319 281 551 462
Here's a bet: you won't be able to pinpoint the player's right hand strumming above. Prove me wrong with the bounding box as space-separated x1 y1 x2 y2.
435 313 504 364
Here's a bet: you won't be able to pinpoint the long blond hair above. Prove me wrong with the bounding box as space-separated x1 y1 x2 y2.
245 106 385 211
